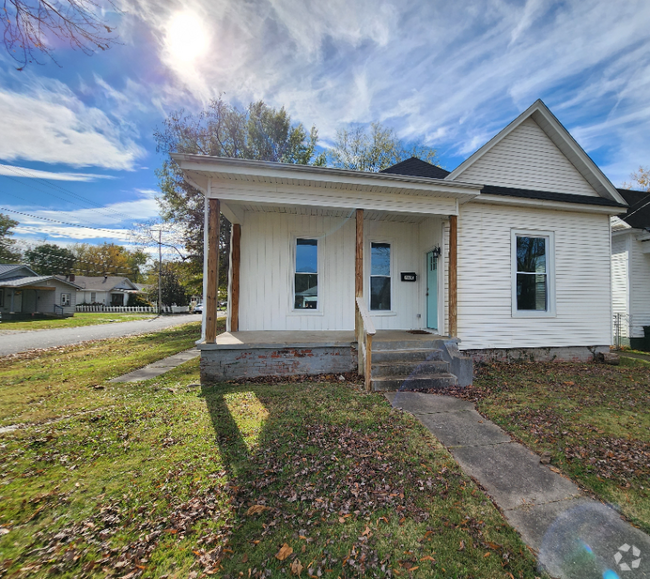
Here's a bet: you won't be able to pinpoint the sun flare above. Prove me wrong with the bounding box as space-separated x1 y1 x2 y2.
165 11 209 65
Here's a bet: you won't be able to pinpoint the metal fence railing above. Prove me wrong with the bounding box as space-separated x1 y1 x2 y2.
612 313 631 350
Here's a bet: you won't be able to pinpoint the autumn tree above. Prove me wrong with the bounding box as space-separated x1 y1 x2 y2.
25 243 76 275
71 243 148 281
627 166 650 191
328 122 440 172
2 0 118 69
154 97 324 288
0 213 21 262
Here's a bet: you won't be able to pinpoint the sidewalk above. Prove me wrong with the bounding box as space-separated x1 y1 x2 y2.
110 348 199 383
387 391 650 579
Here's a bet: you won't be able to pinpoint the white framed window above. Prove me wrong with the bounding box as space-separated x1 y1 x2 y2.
293 238 318 310
0 289 4 308
90 292 96 303
370 241 391 311
511 230 555 317
61 293 71 307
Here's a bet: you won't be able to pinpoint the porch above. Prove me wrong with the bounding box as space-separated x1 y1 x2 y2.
198 328 472 390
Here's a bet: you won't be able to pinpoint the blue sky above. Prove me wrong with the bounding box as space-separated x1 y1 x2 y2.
1 0 650 258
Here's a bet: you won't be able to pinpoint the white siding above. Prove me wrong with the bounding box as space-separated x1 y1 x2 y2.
239 211 356 331
459 118 599 197
611 233 629 337
457 202 612 350
629 234 650 338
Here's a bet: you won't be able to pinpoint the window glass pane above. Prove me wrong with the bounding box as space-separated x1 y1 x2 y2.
295 274 318 309
370 277 391 311
517 237 546 273
296 238 317 273
517 273 547 311
371 242 390 276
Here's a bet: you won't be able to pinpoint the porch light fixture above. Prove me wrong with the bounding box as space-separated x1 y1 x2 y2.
432 246 441 259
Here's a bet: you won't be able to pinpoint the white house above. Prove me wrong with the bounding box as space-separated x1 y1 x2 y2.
74 276 140 306
174 100 628 389
611 189 650 348
0 264 80 318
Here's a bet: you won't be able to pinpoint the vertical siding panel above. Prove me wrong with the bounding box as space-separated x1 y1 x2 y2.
629 233 650 337
611 233 629 337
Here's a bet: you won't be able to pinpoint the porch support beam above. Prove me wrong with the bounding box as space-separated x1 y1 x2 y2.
355 209 363 298
206 198 221 343
449 214 458 337
230 223 241 332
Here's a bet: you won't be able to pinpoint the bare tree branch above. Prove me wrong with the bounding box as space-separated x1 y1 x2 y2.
2 0 119 69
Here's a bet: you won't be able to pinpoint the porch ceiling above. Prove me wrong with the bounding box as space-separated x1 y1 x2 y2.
223 201 434 223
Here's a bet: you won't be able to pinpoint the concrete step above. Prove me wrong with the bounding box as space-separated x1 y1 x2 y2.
373 339 443 351
371 348 444 363
371 360 450 378
372 373 458 392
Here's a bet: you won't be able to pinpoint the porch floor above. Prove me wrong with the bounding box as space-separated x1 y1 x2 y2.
198 329 447 350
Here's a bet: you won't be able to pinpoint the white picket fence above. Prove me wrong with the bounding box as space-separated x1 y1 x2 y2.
76 305 158 313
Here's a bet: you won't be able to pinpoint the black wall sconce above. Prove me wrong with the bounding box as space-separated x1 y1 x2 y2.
432 246 441 258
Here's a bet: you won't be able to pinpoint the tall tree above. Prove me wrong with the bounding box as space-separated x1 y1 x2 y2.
0 213 21 263
71 243 147 280
328 122 440 172
24 243 75 275
627 166 650 191
146 262 189 307
154 97 324 288
2 0 117 69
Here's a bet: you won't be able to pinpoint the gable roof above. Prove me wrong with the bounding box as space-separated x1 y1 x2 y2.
0 275 81 289
73 276 137 292
481 185 626 208
447 99 627 205
616 188 650 229
381 157 450 179
0 264 39 279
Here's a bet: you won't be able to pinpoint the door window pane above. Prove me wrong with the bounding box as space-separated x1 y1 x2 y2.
370 242 391 311
516 236 547 311
295 238 318 309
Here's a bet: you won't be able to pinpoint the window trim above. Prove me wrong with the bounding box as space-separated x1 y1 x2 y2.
291 235 321 314
369 240 393 313
0 289 4 308
511 230 555 318
61 292 72 307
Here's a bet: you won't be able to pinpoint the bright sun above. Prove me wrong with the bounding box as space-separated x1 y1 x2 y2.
165 11 209 65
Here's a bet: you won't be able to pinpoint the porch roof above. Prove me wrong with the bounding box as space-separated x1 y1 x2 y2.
172 155 482 221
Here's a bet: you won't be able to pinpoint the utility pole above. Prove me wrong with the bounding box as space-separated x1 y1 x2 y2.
158 229 162 315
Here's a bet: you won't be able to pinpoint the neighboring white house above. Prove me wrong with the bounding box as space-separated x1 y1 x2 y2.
611 189 650 347
74 276 140 306
174 99 628 387
0 264 80 318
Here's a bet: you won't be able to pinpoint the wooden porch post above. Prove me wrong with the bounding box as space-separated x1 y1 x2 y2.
230 223 241 332
205 198 221 343
449 214 458 337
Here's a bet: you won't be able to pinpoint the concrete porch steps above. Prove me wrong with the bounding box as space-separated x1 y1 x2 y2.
370 337 469 392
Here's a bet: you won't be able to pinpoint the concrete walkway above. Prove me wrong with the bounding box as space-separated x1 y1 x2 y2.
110 348 200 383
620 351 650 363
387 391 650 579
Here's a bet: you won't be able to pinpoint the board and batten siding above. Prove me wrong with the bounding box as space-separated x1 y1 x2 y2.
611 234 629 337
456 202 612 350
629 234 650 338
459 118 599 197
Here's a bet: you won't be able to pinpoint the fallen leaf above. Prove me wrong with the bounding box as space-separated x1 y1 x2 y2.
247 505 269 516
276 543 293 561
291 559 303 576
458 540 465 551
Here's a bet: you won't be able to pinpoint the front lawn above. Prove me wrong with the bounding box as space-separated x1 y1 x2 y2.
0 334 541 578
466 359 650 533
0 312 156 332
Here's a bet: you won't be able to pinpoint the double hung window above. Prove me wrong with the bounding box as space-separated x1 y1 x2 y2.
512 232 554 316
370 242 391 311
294 238 318 310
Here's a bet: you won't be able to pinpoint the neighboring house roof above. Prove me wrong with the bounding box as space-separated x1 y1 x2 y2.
616 188 650 229
380 157 450 179
446 99 627 206
0 275 81 289
0 264 39 279
481 184 627 208
73 276 138 292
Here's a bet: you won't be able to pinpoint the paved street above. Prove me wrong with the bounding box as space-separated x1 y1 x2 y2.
0 314 203 357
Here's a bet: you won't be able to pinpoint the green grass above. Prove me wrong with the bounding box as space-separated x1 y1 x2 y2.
468 358 650 533
0 327 541 578
0 312 157 331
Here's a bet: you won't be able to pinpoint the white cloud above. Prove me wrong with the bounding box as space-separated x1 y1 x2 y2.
0 163 115 182
0 78 145 169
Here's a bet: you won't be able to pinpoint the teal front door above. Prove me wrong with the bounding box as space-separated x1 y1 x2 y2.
426 251 438 330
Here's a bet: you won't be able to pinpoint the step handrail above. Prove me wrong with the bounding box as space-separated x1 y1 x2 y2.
355 297 376 391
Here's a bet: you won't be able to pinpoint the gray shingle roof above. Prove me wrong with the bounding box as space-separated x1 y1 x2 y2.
72 276 135 291
380 157 450 180
617 188 650 229
0 275 80 289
